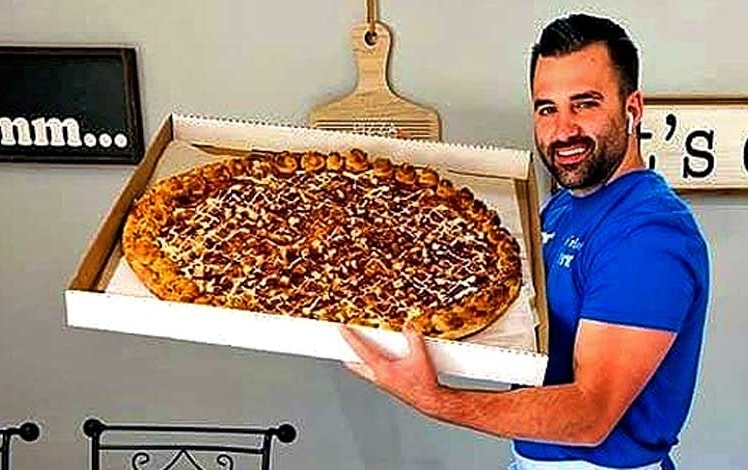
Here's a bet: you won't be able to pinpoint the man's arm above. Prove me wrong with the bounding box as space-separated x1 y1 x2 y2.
341 318 675 446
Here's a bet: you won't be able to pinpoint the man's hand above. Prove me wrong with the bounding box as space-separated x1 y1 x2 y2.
340 325 442 415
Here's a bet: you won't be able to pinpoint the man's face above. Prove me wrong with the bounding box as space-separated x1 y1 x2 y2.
532 43 629 191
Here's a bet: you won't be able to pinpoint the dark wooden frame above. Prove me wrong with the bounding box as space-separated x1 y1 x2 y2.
0 46 144 164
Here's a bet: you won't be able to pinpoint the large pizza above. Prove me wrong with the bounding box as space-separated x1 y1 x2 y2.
121 148 523 340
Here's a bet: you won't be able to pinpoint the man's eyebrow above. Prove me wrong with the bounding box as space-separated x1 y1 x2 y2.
533 99 555 110
570 91 604 101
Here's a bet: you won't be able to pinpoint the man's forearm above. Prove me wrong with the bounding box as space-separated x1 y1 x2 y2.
417 383 608 446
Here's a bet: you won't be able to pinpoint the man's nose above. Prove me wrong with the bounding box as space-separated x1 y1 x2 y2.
555 112 581 141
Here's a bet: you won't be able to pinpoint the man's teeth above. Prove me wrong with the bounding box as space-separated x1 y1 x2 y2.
557 147 586 157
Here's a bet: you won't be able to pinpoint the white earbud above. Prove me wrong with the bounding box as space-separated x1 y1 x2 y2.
626 112 634 135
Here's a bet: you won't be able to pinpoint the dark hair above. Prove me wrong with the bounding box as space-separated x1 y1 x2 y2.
529 13 639 98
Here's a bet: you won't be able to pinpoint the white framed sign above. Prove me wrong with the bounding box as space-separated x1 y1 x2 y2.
640 96 748 191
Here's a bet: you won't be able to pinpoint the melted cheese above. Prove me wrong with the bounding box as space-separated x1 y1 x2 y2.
154 159 507 327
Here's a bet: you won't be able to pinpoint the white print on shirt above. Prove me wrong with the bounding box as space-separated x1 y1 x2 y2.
558 253 575 268
557 235 585 269
541 231 556 244
564 236 584 250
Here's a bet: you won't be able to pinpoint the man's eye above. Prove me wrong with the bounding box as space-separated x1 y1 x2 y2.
575 101 598 110
537 106 555 116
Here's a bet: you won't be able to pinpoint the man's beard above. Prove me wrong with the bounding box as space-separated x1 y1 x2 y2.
537 120 628 192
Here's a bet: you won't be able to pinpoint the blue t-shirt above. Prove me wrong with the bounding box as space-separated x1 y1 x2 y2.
513 169 710 468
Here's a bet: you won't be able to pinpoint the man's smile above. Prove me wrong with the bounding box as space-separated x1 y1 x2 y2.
553 140 594 166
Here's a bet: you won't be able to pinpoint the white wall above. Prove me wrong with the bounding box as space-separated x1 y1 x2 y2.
1 1 746 468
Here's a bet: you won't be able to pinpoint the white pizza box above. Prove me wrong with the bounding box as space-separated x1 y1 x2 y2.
64 113 549 386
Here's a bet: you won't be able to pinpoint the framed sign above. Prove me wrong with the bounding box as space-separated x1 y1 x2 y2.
641 96 748 192
0 46 144 164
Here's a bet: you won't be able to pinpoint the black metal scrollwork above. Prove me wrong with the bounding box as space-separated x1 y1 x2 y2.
131 451 150 470
129 449 236 470
216 453 234 470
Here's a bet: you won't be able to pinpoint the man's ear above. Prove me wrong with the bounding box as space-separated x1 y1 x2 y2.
625 89 645 133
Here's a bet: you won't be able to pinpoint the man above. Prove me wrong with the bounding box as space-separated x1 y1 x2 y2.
340 13 710 470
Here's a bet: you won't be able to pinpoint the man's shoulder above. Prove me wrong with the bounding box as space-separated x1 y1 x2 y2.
609 172 703 238
583 172 709 269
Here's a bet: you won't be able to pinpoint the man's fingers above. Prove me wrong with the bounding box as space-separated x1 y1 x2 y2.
403 325 430 363
344 361 376 382
340 325 387 367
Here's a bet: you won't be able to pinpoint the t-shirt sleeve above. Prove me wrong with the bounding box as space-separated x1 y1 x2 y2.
580 223 698 332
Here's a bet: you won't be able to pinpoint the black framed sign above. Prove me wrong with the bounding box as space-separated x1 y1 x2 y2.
640 95 748 192
0 46 144 164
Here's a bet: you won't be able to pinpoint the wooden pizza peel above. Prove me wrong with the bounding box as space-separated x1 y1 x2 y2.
309 0 441 141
